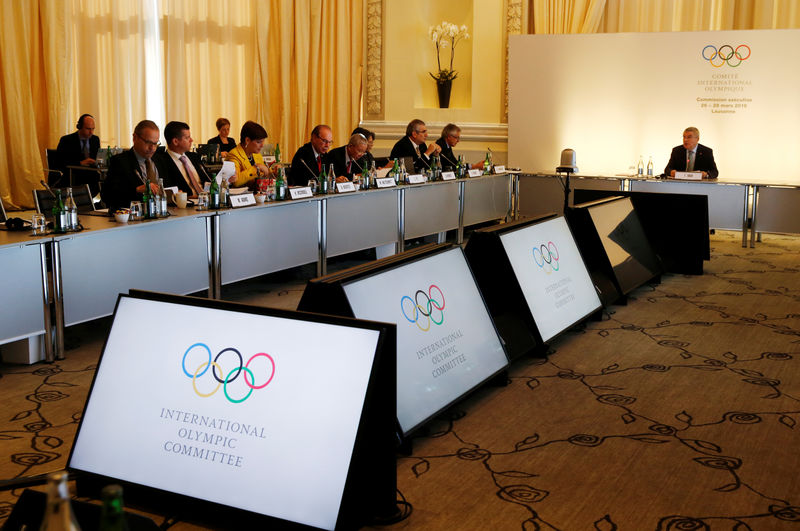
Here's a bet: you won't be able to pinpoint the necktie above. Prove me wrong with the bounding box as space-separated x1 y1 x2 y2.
316 155 321 172
687 150 695 172
179 155 203 195
414 144 421 157
347 160 351 174
82 139 89 158
146 159 157 184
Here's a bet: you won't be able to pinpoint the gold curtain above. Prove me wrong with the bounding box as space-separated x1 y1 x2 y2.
530 0 800 33
0 0 71 209
256 0 363 155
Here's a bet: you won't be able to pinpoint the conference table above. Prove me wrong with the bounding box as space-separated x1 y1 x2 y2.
516 173 800 248
1 173 513 362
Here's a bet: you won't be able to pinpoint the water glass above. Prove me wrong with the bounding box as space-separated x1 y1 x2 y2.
197 192 210 210
307 179 318 195
31 213 47 235
129 201 143 220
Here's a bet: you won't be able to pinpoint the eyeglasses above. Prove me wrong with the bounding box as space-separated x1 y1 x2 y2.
415 129 428 135
136 134 160 148
448 135 461 141
315 135 333 145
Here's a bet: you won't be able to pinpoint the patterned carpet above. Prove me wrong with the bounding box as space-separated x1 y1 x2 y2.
1 231 799 530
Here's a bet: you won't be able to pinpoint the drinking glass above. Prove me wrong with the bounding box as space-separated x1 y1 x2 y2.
31 213 47 235
197 192 210 210
129 201 143 220
307 179 317 194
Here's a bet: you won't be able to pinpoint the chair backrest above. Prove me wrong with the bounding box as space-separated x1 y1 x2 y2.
46 149 64 172
196 143 219 160
44 168 67 188
0 195 6 223
33 184 96 217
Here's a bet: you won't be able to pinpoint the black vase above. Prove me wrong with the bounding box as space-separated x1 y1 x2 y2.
436 79 453 108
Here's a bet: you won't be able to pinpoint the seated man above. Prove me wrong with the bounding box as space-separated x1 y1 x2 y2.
435 123 483 170
327 134 369 182
56 114 101 193
664 126 718 179
288 124 332 186
389 119 441 173
153 121 211 198
101 120 168 213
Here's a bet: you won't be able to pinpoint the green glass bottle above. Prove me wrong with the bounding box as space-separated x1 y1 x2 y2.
51 190 67 233
98 484 129 531
390 158 400 184
274 143 281 164
141 180 153 219
276 167 287 200
318 163 328 195
483 151 492 175
208 175 220 209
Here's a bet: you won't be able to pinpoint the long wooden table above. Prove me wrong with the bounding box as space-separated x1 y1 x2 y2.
1 174 513 362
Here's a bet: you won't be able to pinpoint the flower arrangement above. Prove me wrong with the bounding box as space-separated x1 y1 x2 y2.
428 21 470 82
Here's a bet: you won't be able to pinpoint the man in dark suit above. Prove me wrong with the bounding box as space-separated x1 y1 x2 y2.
101 120 169 213
56 114 102 194
327 134 369 182
435 123 484 171
664 127 719 179
288 124 333 186
153 121 211 197
389 119 441 173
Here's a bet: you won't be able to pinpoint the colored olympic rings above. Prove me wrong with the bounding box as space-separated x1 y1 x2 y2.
533 241 559 273
701 44 750 67
182 342 275 403
400 284 445 332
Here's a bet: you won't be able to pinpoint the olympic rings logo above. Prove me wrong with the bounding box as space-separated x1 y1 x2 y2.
400 285 445 332
181 343 275 404
533 242 559 274
701 44 751 67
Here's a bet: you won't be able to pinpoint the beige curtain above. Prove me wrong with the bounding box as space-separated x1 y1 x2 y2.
159 0 258 144
0 0 71 209
256 0 363 155
529 0 800 33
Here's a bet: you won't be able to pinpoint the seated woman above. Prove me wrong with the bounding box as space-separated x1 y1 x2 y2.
224 121 271 189
207 118 237 158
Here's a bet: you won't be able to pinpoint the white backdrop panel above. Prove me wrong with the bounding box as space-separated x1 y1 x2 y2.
509 29 800 183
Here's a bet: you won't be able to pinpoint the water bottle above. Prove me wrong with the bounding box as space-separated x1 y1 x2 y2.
637 155 644 176
647 156 654 177
65 187 78 229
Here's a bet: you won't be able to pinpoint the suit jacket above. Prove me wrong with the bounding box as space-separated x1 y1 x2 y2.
389 136 431 173
664 144 718 178
101 149 170 213
153 150 212 195
327 146 367 181
436 137 458 169
206 135 236 153
56 132 100 168
289 142 328 186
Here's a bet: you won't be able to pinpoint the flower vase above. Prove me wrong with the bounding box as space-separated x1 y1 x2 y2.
436 79 452 108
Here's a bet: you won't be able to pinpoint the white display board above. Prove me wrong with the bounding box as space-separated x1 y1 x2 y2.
509 29 800 183
499 217 602 343
342 247 508 435
69 296 381 531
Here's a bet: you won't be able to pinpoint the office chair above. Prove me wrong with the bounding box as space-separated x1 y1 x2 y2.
33 184 96 217
45 150 68 187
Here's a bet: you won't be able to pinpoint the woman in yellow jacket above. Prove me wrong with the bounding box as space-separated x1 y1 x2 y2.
225 121 272 188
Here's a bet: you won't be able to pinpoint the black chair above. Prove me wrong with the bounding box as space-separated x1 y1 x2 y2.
33 184 95 217
45 149 68 187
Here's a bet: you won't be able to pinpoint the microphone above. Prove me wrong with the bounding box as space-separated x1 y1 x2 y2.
299 158 318 178
40 180 56 197
439 152 458 168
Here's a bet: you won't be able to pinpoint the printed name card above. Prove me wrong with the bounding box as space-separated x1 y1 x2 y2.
674 171 703 181
229 193 256 208
336 181 356 193
289 187 313 200
376 177 396 188
441 171 456 180
468 169 483 178
493 165 506 174
407 174 426 184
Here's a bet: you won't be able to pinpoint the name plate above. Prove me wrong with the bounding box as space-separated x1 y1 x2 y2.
289 186 313 200
376 177 396 188
336 181 356 193
229 193 256 208
468 169 483 178
441 171 456 180
493 165 506 174
407 174 426 184
674 171 703 181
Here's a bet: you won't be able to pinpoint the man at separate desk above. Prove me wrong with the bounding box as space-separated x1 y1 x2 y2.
327 133 369 182
389 119 441 173
154 121 211 198
288 124 333 186
664 126 718 179
102 120 168 213
56 114 101 193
